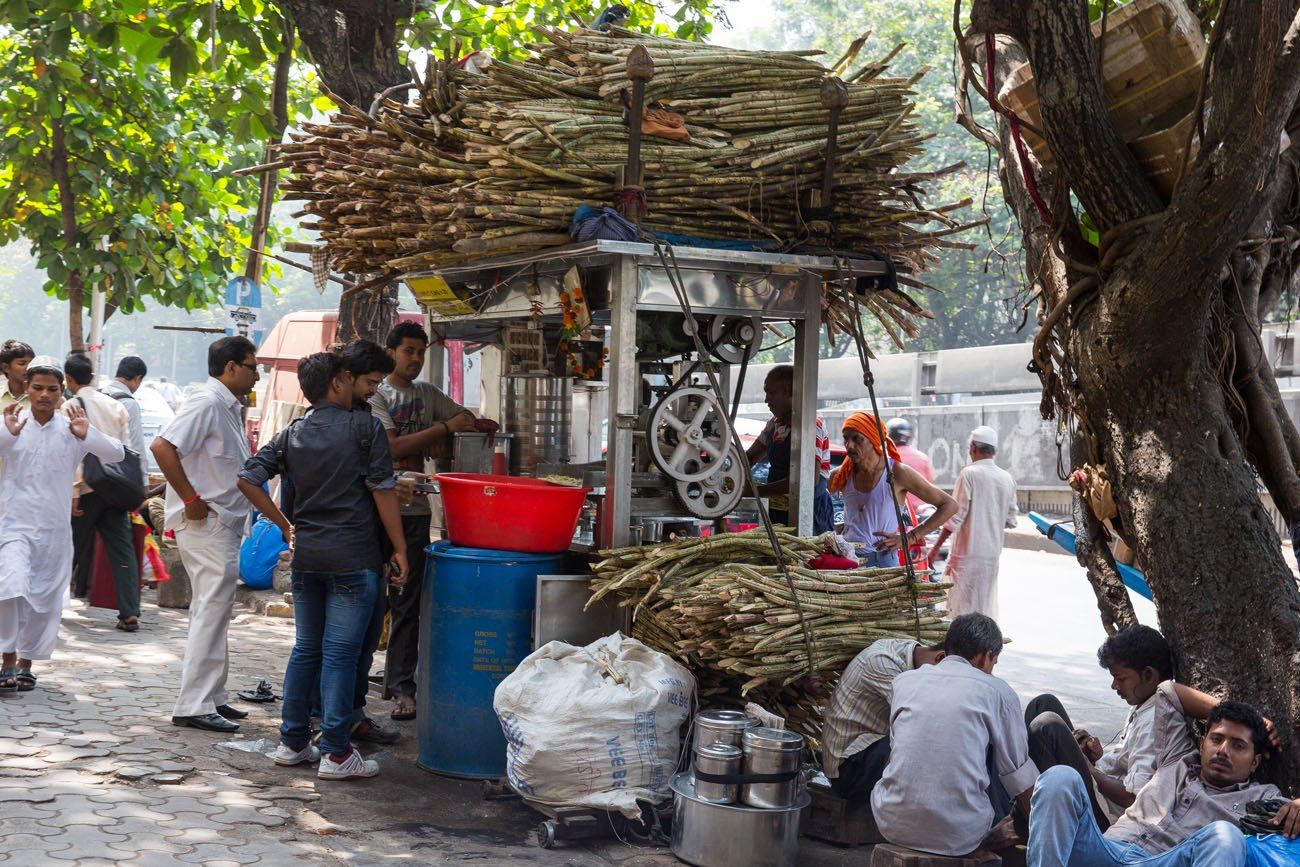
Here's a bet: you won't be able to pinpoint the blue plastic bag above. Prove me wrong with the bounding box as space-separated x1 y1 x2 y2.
1248 834 1300 867
238 515 288 590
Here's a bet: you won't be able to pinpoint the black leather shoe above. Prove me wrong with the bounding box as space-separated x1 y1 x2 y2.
172 713 239 733
215 704 249 720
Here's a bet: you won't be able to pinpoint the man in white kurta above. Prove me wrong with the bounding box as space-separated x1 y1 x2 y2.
937 425 1018 619
0 359 123 689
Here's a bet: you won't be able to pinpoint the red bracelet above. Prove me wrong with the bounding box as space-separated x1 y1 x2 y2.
182 493 202 506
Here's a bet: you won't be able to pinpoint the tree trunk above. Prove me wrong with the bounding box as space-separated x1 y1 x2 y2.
336 280 398 344
278 0 409 108
49 111 84 351
966 3 1300 783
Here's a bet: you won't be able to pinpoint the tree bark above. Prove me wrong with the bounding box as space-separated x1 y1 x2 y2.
277 0 410 108
968 0 1300 782
49 111 84 351
336 279 398 344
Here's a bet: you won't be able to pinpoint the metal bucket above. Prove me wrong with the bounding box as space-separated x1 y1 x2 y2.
503 373 570 476
692 742 742 805
670 772 808 867
740 727 804 809
451 432 514 474
694 709 758 749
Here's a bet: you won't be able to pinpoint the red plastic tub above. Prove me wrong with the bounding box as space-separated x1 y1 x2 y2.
436 473 592 554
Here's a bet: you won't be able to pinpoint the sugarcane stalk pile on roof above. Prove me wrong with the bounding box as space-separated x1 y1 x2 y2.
277 26 983 347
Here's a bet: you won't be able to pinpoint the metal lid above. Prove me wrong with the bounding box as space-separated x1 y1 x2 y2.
742 726 804 751
694 742 742 761
695 709 758 730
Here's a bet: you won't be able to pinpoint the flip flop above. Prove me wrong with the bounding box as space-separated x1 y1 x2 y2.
0 667 17 692
390 699 416 721
15 669 35 692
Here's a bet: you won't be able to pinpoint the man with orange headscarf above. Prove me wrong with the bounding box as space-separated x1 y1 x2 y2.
830 412 956 568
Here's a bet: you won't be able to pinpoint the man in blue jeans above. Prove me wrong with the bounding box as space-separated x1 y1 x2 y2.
237 352 408 780
1029 701 1299 866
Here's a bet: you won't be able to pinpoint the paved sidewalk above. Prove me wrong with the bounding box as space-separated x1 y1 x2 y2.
1 549 1142 866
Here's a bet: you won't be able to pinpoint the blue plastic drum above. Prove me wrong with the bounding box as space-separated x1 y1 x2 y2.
416 541 562 778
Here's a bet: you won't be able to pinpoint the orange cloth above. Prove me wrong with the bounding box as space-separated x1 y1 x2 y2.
828 411 901 494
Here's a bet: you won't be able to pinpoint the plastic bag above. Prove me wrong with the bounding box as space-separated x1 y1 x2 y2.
1247 835 1300 867
494 633 695 818
238 515 288 590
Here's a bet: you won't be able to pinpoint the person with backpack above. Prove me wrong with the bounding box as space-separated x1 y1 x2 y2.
101 356 149 489
237 352 408 780
64 353 142 632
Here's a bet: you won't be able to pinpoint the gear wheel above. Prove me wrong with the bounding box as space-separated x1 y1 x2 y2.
647 386 732 483
674 446 744 518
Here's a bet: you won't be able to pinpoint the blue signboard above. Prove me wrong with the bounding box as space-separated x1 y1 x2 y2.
224 277 263 345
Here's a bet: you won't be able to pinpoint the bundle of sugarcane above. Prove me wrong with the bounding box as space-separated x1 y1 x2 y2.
588 528 947 689
277 26 984 346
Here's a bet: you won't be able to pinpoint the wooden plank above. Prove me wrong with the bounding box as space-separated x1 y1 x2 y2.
868 843 999 867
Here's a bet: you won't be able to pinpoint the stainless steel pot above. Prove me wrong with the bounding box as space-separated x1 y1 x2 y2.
692 742 742 805
502 373 570 476
740 727 804 809
694 709 758 749
670 772 808 867
451 432 514 474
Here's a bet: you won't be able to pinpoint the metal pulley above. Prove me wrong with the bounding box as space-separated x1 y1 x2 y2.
646 386 732 483
673 445 745 518
706 315 762 364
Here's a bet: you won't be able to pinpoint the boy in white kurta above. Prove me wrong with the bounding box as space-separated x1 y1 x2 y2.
0 359 124 692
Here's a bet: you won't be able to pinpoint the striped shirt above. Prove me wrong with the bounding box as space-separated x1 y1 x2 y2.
821 637 917 778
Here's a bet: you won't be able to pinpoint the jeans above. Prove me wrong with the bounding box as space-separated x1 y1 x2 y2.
309 577 387 726
281 569 379 756
1027 766 1249 867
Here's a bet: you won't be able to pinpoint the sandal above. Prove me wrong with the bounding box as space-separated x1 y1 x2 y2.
15 669 35 692
116 617 139 633
390 698 416 721
0 667 17 692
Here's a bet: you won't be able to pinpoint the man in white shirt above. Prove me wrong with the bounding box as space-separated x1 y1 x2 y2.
0 358 123 693
101 356 149 488
64 354 140 631
931 425 1018 618
152 337 259 733
871 613 1037 859
821 635 947 803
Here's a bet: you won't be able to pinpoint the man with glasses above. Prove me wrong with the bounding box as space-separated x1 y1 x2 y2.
152 337 259 732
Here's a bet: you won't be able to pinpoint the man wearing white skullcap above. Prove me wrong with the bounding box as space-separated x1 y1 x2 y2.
929 425 1019 619
0 356 124 693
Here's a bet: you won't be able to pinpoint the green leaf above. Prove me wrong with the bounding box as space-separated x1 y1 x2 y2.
94 23 117 49
3 0 29 23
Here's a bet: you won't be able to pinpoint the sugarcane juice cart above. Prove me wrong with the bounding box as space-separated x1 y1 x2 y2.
403 240 887 550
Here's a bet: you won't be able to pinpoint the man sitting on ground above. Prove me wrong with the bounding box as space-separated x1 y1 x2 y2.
871 613 1037 859
821 633 947 803
1029 700 1299 866
1025 625 1279 826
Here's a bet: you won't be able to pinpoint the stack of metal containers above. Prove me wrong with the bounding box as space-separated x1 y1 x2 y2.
670 709 810 867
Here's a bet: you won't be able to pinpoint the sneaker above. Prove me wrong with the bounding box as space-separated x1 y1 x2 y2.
318 747 379 780
273 742 321 767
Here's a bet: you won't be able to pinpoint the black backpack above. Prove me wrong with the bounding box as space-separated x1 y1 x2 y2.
76 395 146 511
